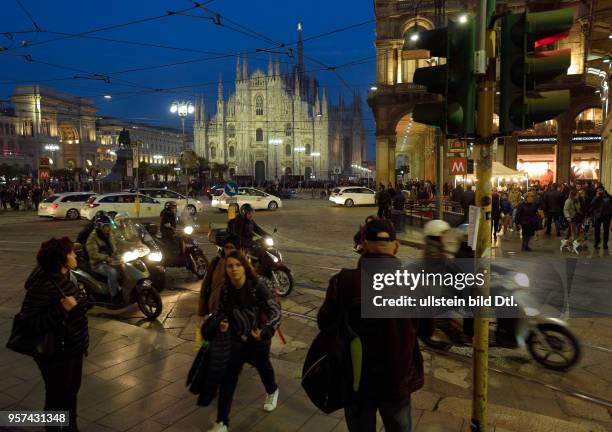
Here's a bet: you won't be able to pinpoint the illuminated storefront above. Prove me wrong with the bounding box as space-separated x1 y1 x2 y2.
516 134 601 184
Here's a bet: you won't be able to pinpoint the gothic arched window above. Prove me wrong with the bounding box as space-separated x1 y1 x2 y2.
255 95 264 116
285 123 292 136
256 128 263 142
305 144 311 155
285 144 291 156
228 124 236 138
210 146 216 159
229 146 235 158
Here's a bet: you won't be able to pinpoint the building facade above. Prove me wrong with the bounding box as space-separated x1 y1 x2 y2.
96 117 184 168
0 85 98 171
194 24 365 181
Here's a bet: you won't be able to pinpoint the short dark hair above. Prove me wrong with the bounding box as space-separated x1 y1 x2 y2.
37 237 74 274
224 250 258 281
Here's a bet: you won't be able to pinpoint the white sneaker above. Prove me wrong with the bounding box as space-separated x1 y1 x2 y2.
263 388 279 412
207 421 227 432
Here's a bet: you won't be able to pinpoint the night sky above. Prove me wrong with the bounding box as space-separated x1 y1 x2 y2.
0 0 377 157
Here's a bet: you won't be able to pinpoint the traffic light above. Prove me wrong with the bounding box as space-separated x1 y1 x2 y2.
500 8 574 133
403 17 476 136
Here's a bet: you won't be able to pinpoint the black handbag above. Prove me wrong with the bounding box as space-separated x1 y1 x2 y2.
6 280 67 358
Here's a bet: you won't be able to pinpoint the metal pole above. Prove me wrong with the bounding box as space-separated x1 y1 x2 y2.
437 130 444 219
472 1 495 431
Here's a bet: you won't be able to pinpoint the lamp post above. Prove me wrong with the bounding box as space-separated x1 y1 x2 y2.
170 101 194 203
295 147 306 186
170 101 195 148
311 152 320 180
269 138 282 180
44 144 59 168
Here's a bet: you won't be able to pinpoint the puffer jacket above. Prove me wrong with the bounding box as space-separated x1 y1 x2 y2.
86 229 118 267
20 267 89 355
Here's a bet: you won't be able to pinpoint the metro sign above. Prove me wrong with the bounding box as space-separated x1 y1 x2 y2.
450 157 467 175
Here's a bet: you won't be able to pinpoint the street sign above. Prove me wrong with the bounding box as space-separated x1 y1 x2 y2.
448 140 466 154
449 157 467 175
39 157 50 168
224 181 239 197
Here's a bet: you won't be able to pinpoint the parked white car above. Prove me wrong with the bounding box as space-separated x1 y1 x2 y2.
38 192 97 220
329 186 376 207
129 188 204 215
211 187 282 211
80 193 164 220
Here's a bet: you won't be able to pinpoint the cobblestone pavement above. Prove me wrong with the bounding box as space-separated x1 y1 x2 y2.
0 200 610 431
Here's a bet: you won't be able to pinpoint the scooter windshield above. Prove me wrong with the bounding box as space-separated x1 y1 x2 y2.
178 209 198 231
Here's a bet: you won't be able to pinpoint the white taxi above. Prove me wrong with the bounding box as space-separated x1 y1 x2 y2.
211 187 282 211
130 188 204 215
80 193 164 220
329 186 376 207
38 192 97 220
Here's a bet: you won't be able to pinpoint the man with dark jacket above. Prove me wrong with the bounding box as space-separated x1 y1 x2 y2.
227 204 268 251
318 220 431 431
542 183 566 236
460 185 475 223
590 186 611 249
376 185 391 219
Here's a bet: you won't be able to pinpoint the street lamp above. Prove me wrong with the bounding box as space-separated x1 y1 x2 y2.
170 101 195 147
295 147 306 182
311 152 320 179
269 138 282 180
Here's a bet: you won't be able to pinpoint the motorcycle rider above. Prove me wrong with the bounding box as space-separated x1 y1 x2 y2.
160 201 182 253
85 215 125 304
228 204 269 251
76 210 109 246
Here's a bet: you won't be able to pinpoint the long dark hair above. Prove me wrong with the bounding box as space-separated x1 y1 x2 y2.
224 250 258 282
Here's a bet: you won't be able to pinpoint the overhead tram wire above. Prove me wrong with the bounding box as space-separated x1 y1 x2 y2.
14 0 42 32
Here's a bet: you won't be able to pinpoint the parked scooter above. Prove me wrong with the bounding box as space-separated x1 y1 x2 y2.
144 210 209 279
422 265 581 371
73 222 163 319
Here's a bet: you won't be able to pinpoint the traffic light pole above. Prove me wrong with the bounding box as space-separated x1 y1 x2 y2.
471 1 495 431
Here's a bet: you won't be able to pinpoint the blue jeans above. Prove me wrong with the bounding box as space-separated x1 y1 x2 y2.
94 263 120 297
345 394 412 432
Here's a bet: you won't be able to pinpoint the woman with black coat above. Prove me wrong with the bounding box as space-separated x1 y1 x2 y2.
207 250 281 432
19 237 89 432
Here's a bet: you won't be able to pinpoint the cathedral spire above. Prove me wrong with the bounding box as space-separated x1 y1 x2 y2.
274 57 280 78
297 22 304 80
236 56 241 81
314 91 320 118
218 74 223 100
268 55 273 77
322 89 328 117
242 57 248 81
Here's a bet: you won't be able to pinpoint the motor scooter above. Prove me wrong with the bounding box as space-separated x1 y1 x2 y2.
73 226 163 319
144 210 209 279
422 265 581 371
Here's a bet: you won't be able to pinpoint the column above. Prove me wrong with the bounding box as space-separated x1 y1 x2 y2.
556 114 573 183
376 134 395 188
387 141 396 187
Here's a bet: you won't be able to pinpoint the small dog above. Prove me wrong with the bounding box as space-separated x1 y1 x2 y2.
560 239 581 254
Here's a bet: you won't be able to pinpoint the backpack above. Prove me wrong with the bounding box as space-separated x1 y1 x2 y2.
301 270 361 414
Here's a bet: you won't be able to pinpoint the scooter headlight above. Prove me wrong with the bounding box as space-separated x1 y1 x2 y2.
183 226 194 235
148 251 163 262
122 250 139 262
513 273 530 288
265 237 274 247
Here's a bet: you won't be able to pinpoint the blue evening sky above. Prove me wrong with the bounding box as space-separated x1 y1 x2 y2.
0 0 377 157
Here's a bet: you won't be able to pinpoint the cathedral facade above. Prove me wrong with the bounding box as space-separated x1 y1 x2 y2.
193 25 365 182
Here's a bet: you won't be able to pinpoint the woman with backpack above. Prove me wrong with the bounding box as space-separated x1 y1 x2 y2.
207 250 281 432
